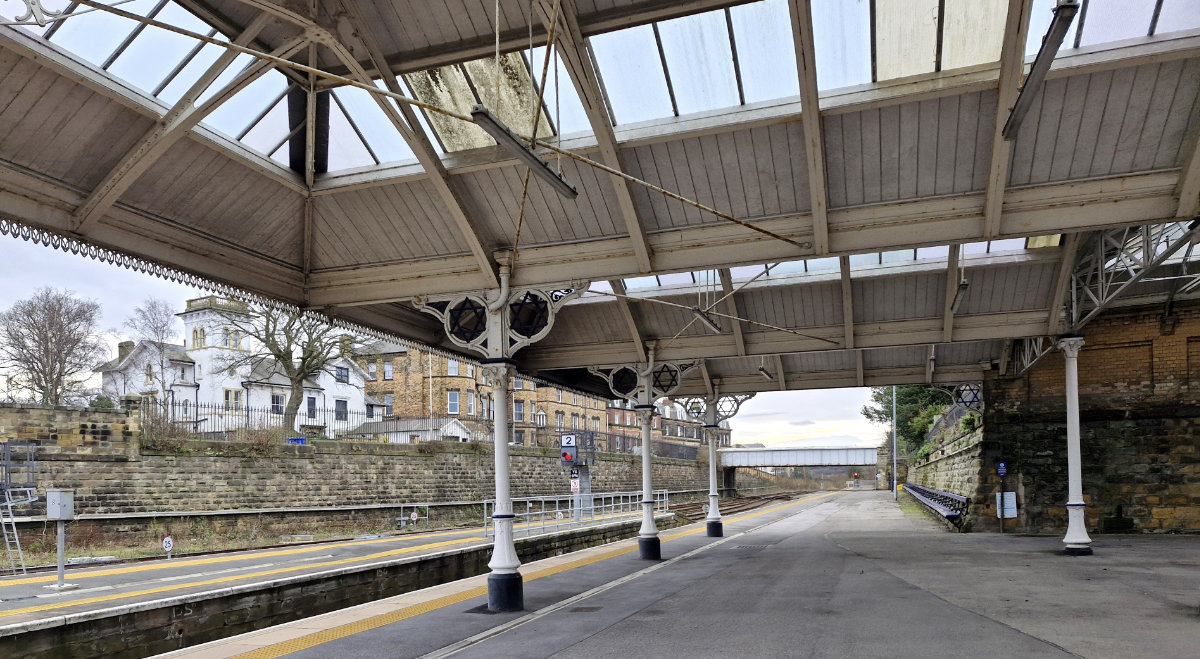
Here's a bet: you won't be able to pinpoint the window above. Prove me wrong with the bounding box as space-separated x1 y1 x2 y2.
192 328 205 348
222 328 239 349
447 390 459 414
223 389 242 412
572 393 578 405
367 361 377 379
571 413 580 430
466 363 474 377
307 396 317 418
144 363 153 384
467 391 475 416
536 408 547 427
555 410 565 430
592 417 600 431
228 368 236 377
270 393 285 415
556 389 562 403
383 361 393 380
448 360 459 376
514 400 524 423
335 399 348 421
384 393 394 416
367 404 374 419
179 367 185 381
335 366 349 383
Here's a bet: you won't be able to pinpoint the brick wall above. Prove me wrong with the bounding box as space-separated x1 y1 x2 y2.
983 302 1200 533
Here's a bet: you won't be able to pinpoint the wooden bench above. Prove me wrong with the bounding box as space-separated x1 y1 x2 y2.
904 484 970 523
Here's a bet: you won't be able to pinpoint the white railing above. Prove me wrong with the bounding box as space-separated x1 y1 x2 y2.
484 489 669 539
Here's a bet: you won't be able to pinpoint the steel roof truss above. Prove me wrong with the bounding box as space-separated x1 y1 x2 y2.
788 0 829 254
983 0 1032 240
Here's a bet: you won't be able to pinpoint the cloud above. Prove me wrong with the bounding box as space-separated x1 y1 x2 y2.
788 419 815 426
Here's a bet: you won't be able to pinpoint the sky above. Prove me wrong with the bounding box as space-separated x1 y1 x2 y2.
0 236 887 447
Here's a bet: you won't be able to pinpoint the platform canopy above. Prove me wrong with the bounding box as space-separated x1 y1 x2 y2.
1 0 1199 397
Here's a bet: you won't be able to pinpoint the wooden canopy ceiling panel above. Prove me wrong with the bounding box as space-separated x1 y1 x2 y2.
958 260 1058 315
851 271 945 324
0 54 154 192
121 139 305 264
1009 58 1200 187
735 281 842 334
312 178 472 269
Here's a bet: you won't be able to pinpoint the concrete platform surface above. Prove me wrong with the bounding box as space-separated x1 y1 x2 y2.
156 491 1200 659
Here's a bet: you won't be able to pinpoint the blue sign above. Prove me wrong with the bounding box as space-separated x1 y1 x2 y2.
997 461 1007 477
286 437 306 445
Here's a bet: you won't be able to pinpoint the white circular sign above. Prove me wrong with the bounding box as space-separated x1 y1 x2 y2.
162 536 174 553
555 511 564 520
702 504 710 513
410 511 419 522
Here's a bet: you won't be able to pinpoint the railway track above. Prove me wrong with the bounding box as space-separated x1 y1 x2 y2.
670 491 811 522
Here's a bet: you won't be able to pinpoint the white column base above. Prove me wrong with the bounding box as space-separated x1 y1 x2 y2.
1062 503 1093 555
487 516 521 573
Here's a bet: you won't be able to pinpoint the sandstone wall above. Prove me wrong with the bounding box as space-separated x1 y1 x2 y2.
983 303 1200 533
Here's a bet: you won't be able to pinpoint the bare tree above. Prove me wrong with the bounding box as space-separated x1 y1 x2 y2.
0 287 106 405
214 304 361 431
124 298 181 409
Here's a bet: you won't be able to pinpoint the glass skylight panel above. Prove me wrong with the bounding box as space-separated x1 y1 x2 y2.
962 241 990 255
390 77 445 155
528 47 592 136
987 238 1027 253
239 94 289 160
728 264 768 280
656 272 695 287
656 10 740 114
47 0 158 65
404 64 494 152
812 0 872 90
157 40 227 105
730 0 800 103
768 260 808 277
462 55 553 142
106 3 211 95
1026 0 1080 56
940 0 1007 70
194 52 255 106
588 24 674 124
201 68 286 140
874 0 939 81
916 245 950 260
1076 0 1158 48
327 97 376 171
332 86 416 164
1156 0 1200 35
623 275 660 291
881 249 916 263
805 256 839 272
588 280 614 294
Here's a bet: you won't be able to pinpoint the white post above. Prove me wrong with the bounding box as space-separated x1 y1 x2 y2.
635 405 660 559
1057 336 1093 555
704 404 722 536
483 361 523 609
892 385 898 501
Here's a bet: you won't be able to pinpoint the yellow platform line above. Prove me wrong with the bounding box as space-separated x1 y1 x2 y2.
0 536 484 618
231 492 836 659
0 511 640 588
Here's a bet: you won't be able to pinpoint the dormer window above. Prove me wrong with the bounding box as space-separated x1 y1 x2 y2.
335 366 349 383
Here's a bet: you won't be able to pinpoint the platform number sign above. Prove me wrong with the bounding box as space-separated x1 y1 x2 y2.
560 434 577 465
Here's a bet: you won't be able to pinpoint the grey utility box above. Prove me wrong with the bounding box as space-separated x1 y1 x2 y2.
46 489 75 521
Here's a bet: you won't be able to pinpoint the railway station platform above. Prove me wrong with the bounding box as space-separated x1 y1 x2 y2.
154 491 1196 659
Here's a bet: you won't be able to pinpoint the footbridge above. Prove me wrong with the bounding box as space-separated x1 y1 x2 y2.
719 447 877 468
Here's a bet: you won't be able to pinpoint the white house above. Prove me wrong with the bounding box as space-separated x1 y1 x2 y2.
97 297 377 438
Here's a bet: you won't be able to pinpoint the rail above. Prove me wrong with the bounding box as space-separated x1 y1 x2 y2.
484 489 669 539
904 483 970 523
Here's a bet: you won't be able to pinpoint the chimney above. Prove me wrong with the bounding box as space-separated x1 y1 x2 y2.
340 334 353 357
118 341 134 362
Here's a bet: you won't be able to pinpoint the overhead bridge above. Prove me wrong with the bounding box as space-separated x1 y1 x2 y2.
719 447 877 468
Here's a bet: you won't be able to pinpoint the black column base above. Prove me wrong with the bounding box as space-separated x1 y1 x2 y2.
1062 546 1094 556
638 536 661 560
706 521 723 537
487 572 524 612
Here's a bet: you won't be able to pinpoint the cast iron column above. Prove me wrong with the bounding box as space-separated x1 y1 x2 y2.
1057 336 1093 555
482 361 522 607
635 404 661 559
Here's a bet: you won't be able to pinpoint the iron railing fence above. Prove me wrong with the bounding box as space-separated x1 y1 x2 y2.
484 489 669 539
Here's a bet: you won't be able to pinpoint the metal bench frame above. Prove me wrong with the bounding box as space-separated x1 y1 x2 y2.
904 484 970 524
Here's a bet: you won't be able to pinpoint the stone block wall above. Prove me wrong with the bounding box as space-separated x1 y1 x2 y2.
906 427 986 528
983 302 1200 534
0 405 137 448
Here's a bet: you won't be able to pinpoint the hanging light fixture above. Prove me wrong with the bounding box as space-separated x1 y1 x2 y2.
757 356 773 380
691 306 722 334
471 105 578 198
1002 1 1080 140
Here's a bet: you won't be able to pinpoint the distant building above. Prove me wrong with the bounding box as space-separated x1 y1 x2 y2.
96 297 375 437
355 341 610 446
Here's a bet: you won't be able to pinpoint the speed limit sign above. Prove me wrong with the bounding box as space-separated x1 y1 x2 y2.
162 536 174 556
